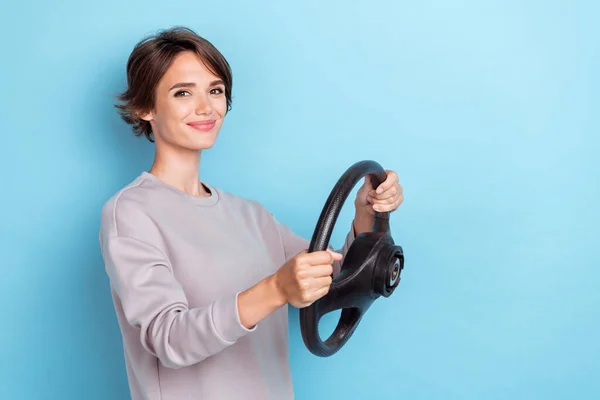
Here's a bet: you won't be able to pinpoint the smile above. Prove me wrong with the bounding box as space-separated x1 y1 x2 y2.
187 120 216 132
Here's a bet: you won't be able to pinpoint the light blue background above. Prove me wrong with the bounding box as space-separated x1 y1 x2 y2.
1 1 598 399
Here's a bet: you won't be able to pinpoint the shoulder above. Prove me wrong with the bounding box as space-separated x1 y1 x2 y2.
100 174 161 239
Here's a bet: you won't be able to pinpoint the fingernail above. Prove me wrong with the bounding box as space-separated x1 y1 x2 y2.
376 187 383 194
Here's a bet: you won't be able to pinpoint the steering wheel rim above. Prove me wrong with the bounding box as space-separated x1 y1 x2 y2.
299 160 390 357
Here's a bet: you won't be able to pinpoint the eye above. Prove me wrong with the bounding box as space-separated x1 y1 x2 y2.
174 90 191 97
210 87 225 95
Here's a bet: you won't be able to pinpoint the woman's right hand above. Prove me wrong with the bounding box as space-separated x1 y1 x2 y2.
273 249 343 308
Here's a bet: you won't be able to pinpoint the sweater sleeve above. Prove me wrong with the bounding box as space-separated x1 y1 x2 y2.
103 235 255 369
272 217 356 277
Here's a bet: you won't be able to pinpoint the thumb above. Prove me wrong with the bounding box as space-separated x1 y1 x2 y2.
327 249 343 261
365 174 374 190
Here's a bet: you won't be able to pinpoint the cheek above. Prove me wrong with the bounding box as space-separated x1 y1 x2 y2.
154 99 193 130
160 98 193 120
158 107 195 141
215 97 228 117
170 100 195 121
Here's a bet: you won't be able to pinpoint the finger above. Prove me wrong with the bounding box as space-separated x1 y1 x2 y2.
309 276 333 290
370 185 401 201
304 250 341 265
310 285 331 301
304 263 334 278
373 194 404 212
303 286 329 305
374 170 398 194
326 248 343 260
358 175 374 196
294 249 309 258
371 194 399 205
365 174 373 190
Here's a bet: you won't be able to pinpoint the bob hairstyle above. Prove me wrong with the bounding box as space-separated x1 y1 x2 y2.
115 26 233 142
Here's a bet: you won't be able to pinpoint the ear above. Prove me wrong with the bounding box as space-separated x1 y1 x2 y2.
137 109 154 122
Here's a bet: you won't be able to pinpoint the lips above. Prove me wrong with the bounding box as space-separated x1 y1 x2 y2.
187 120 216 132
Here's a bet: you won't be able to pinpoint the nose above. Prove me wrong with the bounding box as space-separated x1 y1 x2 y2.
195 94 213 115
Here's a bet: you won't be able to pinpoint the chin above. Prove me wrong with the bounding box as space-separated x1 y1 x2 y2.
188 136 218 150
186 124 221 149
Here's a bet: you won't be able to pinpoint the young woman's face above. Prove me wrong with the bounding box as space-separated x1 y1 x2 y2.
141 51 228 151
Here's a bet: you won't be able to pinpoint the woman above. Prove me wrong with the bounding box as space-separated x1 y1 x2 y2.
100 26 404 400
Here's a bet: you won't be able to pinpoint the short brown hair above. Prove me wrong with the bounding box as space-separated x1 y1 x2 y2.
115 26 233 142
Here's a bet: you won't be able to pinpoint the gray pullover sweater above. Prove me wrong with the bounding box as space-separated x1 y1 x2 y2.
99 171 355 399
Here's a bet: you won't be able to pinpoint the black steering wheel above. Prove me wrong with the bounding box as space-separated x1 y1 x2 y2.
299 160 405 357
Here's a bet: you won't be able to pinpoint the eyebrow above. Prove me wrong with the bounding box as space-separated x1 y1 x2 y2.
169 80 225 91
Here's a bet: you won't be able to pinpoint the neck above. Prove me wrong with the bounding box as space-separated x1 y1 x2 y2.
148 144 210 197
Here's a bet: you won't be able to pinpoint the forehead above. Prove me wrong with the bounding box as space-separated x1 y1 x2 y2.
159 51 220 87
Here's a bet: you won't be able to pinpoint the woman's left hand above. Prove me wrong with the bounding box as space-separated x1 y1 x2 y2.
354 169 404 215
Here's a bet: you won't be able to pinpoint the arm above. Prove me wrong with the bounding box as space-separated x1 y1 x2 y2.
103 235 284 369
352 211 375 238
